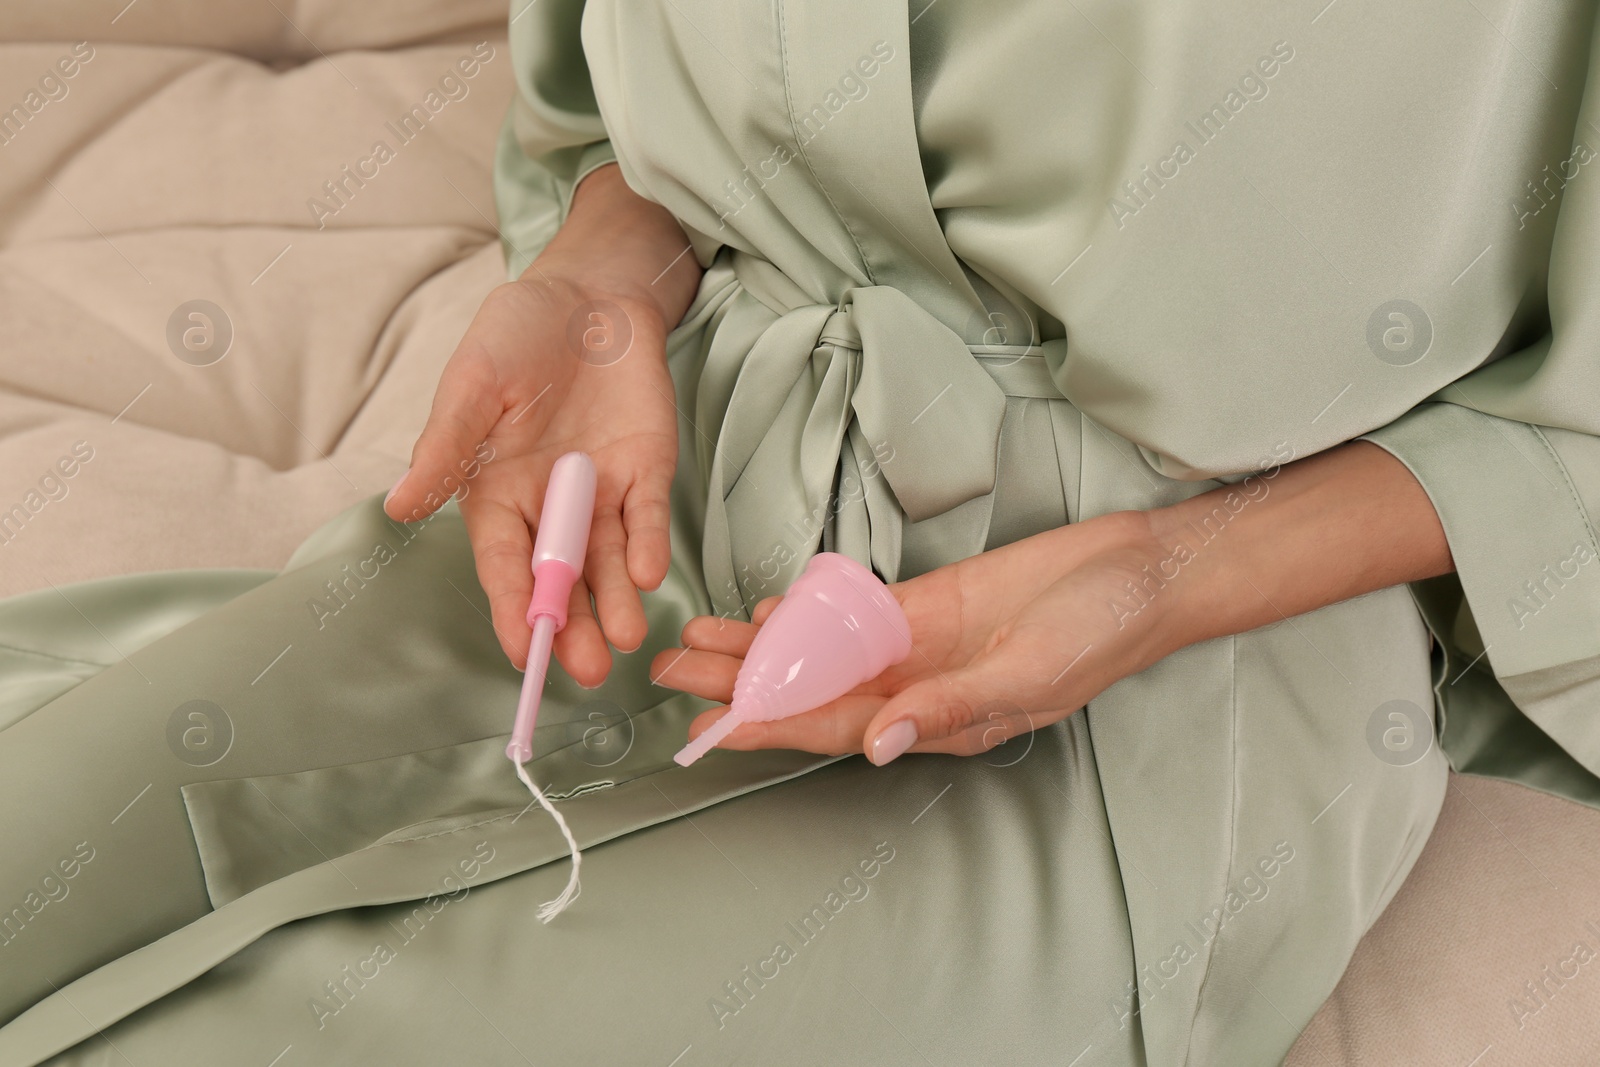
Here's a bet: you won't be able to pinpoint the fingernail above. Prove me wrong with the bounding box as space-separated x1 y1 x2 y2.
870 720 918 766
384 469 410 506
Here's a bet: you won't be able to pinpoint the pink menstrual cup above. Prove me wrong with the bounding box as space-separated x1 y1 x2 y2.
673 552 913 766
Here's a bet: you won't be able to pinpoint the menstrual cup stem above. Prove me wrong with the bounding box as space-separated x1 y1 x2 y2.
673 710 746 767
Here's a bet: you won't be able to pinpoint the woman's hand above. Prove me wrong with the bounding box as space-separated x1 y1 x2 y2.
650 441 1454 762
386 164 702 684
651 510 1181 762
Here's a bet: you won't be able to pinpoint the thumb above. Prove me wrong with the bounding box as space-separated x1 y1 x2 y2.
385 360 499 523
863 653 1036 766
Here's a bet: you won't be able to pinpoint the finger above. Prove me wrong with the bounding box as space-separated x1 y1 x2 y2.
863 649 1039 765
944 706 1044 759
686 694 886 756
458 497 534 668
648 646 741 702
386 352 500 523
751 596 782 625
552 574 612 688
679 614 759 657
622 471 673 592
585 503 647 653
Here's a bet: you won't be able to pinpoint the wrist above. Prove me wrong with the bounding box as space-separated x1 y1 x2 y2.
1077 506 1209 664
508 260 672 363
530 163 702 329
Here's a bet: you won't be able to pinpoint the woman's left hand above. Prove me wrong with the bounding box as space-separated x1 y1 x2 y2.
650 510 1185 764
651 441 1456 764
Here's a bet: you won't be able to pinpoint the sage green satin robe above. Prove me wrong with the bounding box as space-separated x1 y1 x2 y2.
3 1 1599 1064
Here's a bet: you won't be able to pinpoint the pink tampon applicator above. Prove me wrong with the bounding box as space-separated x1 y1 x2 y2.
508 450 596 922
673 552 913 767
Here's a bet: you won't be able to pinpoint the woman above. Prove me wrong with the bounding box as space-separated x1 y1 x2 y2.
2 1 1599 1064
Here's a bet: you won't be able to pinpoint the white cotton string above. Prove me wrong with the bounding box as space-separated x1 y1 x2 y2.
514 757 582 922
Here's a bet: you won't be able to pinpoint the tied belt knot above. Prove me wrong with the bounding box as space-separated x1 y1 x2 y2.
700 265 1066 619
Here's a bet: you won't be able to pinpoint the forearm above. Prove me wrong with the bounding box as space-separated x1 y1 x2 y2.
1145 441 1455 652
523 162 702 329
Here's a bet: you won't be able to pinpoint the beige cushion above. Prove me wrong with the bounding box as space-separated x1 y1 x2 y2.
0 2 507 595
1288 774 1600 1065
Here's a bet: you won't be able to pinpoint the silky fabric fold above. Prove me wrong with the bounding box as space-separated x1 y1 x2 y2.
703 261 1010 616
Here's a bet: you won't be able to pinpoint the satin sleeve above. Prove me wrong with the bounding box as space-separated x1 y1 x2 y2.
1359 80 1600 796
492 0 617 278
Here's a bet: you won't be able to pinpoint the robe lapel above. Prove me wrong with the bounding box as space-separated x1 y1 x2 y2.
772 0 983 332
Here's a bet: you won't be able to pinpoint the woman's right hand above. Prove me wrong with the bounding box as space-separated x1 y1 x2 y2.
385 164 703 685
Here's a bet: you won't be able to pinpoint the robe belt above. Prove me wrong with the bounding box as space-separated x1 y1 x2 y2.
700 254 1065 617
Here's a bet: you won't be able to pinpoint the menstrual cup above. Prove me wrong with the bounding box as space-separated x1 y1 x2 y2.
673 552 913 766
